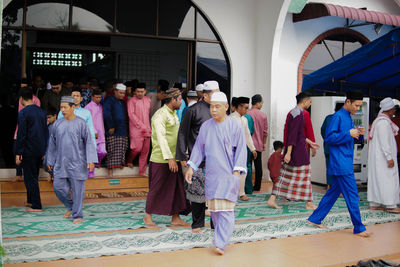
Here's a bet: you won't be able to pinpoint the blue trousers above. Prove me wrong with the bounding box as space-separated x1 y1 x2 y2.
308 174 366 234
324 155 333 185
210 211 235 250
53 178 86 219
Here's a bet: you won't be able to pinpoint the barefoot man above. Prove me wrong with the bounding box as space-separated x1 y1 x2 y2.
47 96 97 224
103 83 129 178
267 91 319 210
143 88 191 227
307 91 371 237
15 87 48 212
185 92 247 255
176 80 218 233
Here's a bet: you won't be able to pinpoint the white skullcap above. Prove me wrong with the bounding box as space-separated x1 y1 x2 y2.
210 92 228 103
116 83 126 91
203 80 219 91
380 97 395 112
46 82 52 90
195 84 204 92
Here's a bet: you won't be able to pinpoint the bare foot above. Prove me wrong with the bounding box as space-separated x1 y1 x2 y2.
240 195 251 201
12 175 23 182
143 214 157 227
171 215 191 227
107 169 113 179
307 220 328 229
306 202 318 210
215 247 224 255
119 165 124 169
64 210 72 218
25 208 43 212
386 207 400 213
369 206 385 211
205 210 211 217
24 202 32 207
46 175 52 182
73 218 83 224
140 173 148 177
266 199 281 209
192 228 202 233
356 231 372 238
127 163 134 169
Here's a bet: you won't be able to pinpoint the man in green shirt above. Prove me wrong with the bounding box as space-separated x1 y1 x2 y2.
143 88 191 227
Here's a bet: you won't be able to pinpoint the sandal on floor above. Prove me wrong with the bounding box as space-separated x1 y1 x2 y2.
386 207 400 213
369 206 385 211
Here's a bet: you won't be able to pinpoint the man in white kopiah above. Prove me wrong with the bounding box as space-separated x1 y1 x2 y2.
195 84 204 100
368 97 400 213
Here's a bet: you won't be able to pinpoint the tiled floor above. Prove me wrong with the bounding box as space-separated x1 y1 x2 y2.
4 181 400 267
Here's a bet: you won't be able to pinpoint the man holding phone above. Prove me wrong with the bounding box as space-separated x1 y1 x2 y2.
307 91 371 238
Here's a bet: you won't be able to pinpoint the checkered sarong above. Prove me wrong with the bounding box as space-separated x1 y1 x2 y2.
272 163 313 201
106 136 128 168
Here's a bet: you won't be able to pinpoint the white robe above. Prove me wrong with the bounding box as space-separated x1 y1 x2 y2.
367 117 400 206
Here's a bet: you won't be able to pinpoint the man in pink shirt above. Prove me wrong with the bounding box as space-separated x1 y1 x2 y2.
12 80 41 182
85 89 107 168
127 83 151 176
247 94 268 191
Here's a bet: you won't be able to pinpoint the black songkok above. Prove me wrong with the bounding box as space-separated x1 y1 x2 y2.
346 90 363 101
237 97 250 105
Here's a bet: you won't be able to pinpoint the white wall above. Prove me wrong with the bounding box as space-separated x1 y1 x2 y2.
192 0 288 180
192 0 258 98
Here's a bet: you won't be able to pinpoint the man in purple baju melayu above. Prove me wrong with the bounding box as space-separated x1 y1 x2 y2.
185 92 247 255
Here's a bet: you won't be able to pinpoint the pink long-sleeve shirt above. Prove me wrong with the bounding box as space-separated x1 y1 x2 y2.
85 100 106 145
247 108 268 152
127 96 151 150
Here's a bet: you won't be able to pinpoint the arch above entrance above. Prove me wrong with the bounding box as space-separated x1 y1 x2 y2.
297 27 370 93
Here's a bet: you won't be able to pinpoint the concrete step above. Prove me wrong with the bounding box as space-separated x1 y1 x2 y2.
0 176 149 194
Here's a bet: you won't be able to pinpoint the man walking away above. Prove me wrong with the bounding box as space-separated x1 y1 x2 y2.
16 87 48 212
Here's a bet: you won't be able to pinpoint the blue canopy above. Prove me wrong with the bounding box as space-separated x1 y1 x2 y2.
302 27 400 97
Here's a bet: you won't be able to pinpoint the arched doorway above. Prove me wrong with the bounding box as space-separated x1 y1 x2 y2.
297 28 370 93
0 0 231 168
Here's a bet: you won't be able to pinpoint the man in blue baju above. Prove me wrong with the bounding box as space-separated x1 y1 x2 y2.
47 96 98 224
308 91 371 238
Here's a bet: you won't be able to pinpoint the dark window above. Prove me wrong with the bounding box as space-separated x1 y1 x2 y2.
116 0 157 35
2 0 24 27
26 0 70 29
196 42 228 97
197 12 217 40
158 0 194 38
72 0 114 32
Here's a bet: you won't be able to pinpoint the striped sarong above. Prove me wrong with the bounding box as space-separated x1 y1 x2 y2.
272 163 313 201
106 136 128 168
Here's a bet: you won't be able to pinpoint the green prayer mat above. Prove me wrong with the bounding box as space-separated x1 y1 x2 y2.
2 192 369 238
3 208 400 264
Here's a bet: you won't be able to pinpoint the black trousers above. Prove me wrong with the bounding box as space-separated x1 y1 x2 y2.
13 140 23 176
22 156 42 209
253 151 263 191
191 202 206 229
191 202 215 229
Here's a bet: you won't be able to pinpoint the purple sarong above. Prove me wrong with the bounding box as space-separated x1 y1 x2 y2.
145 161 191 216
